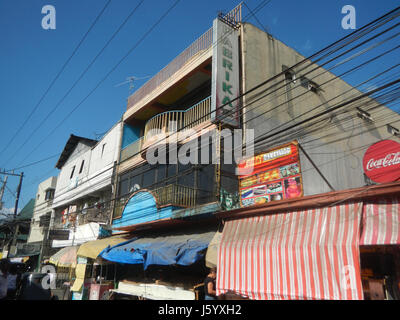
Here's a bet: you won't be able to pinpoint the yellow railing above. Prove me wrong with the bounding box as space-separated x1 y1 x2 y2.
113 184 197 219
184 97 211 130
153 184 197 208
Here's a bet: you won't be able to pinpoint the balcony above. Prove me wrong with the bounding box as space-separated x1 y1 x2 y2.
79 206 111 225
113 184 198 219
127 29 213 112
123 4 242 122
120 96 211 163
143 96 211 144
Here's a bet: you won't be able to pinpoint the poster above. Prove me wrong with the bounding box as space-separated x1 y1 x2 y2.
238 141 303 207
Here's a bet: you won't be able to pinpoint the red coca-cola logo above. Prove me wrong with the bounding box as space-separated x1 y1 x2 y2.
363 140 400 183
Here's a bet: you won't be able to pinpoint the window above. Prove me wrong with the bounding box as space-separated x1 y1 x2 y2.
142 167 156 188
101 144 106 158
79 160 85 174
70 165 76 179
45 189 55 201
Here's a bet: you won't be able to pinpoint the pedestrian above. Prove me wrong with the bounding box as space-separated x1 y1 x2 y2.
204 267 217 300
0 259 10 301
6 263 19 299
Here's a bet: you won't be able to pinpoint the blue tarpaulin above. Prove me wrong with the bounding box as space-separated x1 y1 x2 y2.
99 230 216 269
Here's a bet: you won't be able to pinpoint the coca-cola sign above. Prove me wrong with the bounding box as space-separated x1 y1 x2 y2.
363 140 400 183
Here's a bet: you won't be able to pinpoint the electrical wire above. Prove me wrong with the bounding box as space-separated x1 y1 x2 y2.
0 0 113 161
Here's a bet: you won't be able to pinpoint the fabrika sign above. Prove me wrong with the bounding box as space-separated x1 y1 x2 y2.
362 139 400 183
211 18 240 127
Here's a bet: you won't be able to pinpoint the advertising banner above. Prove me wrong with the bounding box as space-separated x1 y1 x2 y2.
363 139 400 183
211 18 240 127
238 141 303 207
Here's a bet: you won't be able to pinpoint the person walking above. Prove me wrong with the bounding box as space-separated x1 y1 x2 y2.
0 259 10 301
204 267 217 300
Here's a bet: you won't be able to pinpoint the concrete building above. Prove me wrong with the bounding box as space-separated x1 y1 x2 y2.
50 121 123 248
240 23 400 196
96 4 400 300
27 176 57 244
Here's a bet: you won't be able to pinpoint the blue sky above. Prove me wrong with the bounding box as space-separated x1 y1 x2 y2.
0 0 399 214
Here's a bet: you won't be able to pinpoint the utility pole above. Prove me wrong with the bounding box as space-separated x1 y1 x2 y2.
10 172 24 253
0 176 8 210
0 170 24 257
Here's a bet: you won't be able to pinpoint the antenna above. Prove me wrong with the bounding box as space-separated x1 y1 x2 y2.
114 75 151 95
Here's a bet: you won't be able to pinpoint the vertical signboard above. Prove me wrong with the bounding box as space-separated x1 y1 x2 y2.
211 18 240 127
238 141 304 207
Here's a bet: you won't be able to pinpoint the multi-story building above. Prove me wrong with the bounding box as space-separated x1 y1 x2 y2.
97 4 400 300
49 121 123 249
27 176 57 244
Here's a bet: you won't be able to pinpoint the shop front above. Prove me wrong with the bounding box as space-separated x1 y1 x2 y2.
213 183 400 300
98 227 217 300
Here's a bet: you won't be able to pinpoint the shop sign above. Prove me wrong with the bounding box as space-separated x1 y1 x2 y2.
363 139 400 183
238 141 304 207
211 18 240 127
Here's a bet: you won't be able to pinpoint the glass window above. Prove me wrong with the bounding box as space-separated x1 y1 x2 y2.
178 170 195 188
119 178 129 197
156 164 166 184
70 166 76 179
79 160 85 174
167 164 177 178
142 168 156 188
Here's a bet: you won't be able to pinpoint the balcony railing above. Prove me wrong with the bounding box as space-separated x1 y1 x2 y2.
113 184 198 219
143 96 211 142
127 28 213 111
126 3 242 111
153 184 197 208
79 206 111 225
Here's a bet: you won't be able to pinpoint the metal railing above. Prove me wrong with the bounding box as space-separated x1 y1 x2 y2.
183 96 211 130
153 184 197 208
127 28 213 111
126 3 242 111
143 96 211 142
113 184 198 219
79 207 111 225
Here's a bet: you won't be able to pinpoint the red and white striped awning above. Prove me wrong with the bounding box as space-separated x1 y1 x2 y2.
216 202 364 300
360 198 400 245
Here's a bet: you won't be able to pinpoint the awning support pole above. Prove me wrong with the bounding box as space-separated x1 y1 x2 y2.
298 143 335 192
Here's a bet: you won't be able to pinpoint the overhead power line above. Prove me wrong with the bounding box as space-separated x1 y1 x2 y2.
3 0 146 168
12 0 181 169
0 0 112 162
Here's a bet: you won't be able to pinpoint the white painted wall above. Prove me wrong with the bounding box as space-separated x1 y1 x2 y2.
52 121 122 210
27 176 57 243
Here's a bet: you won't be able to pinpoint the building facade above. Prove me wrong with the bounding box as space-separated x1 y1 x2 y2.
49 121 123 249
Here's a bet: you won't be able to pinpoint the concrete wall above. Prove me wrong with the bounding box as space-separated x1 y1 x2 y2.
27 176 57 243
53 121 122 209
241 23 400 195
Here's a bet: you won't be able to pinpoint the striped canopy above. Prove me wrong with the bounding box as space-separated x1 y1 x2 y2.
217 202 364 300
360 197 400 245
49 246 79 267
